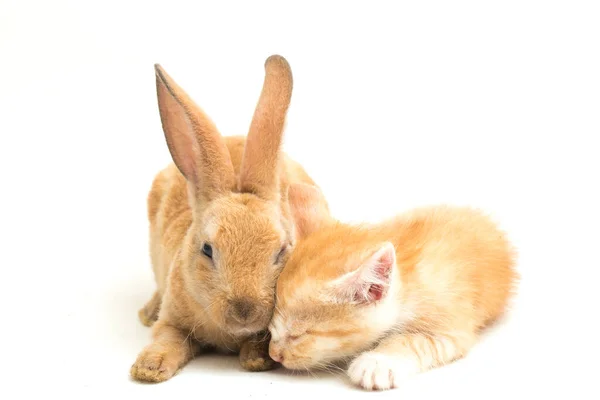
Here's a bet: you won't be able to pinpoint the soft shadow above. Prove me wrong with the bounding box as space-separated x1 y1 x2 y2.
104 271 158 352
264 361 346 388
184 352 241 373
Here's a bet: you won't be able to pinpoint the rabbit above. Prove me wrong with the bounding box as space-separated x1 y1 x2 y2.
130 55 331 383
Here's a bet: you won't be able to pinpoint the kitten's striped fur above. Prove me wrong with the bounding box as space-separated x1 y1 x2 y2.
269 197 518 391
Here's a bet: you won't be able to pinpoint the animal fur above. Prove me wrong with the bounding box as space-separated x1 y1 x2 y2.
269 186 518 391
130 55 330 383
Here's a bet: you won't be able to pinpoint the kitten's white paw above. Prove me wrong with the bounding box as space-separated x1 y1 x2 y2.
347 352 419 391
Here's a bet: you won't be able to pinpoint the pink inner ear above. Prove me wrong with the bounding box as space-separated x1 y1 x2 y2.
358 244 395 303
340 243 396 305
375 262 392 281
367 284 385 302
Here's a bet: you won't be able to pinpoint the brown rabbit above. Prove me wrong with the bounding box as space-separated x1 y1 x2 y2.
130 55 330 383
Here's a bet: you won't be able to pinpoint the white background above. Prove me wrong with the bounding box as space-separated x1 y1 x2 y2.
1 0 599 398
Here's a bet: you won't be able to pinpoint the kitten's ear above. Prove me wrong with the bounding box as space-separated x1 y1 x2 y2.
325 242 396 305
287 183 333 239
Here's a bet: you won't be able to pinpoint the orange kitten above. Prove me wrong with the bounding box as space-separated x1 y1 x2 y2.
268 187 518 391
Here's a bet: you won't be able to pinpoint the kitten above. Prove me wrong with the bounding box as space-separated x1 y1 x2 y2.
268 186 518 391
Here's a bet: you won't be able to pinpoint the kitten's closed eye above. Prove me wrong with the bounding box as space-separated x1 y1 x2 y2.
288 329 312 341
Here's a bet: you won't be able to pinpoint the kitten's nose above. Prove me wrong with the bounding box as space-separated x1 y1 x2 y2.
269 345 283 363
228 298 258 324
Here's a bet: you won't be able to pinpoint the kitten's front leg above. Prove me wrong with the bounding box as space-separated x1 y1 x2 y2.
130 319 201 383
239 331 277 372
348 331 477 391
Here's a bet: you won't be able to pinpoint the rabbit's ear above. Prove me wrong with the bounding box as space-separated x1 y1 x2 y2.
155 64 236 201
287 183 332 239
239 55 293 200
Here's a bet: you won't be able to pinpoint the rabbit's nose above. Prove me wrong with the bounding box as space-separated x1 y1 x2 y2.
228 298 258 323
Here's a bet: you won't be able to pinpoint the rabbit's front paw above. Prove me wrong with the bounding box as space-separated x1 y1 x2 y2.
138 292 161 327
130 346 180 383
239 335 277 372
240 353 276 372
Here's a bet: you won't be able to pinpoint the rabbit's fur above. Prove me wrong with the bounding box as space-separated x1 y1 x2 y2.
131 55 329 383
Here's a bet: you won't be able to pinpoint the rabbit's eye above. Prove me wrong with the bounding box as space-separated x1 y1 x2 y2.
201 243 213 259
275 246 287 265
